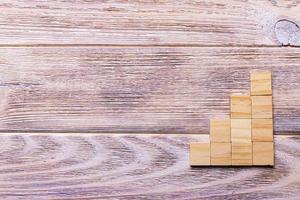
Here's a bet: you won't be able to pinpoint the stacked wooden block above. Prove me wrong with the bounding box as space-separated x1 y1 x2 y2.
190 71 274 166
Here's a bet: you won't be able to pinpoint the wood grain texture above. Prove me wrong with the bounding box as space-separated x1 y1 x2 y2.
231 141 253 166
0 47 299 133
0 0 300 46
210 142 231 166
190 142 211 166
210 119 231 142
252 119 274 142
250 71 272 96
230 95 252 119
231 119 252 143
251 96 273 119
253 142 274 166
0 134 298 199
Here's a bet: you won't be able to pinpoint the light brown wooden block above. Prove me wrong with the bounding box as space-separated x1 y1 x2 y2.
231 119 252 143
211 143 231 166
232 142 252 166
253 142 274 166
210 119 231 142
251 96 273 119
230 95 252 118
252 119 273 142
190 142 210 166
251 71 272 96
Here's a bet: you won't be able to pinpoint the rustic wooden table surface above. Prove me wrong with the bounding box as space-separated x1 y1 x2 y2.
0 1 300 199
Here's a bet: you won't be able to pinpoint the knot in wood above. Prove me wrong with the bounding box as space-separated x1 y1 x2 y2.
274 19 300 46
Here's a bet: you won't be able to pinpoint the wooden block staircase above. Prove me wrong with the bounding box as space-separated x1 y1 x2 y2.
190 70 274 167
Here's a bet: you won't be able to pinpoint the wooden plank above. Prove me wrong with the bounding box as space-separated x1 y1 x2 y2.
0 1 300 46
0 47 299 133
0 134 298 199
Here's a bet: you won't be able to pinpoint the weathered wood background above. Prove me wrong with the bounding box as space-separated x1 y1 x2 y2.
0 0 300 199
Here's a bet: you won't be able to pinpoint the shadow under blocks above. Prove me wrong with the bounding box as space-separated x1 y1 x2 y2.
190 70 274 167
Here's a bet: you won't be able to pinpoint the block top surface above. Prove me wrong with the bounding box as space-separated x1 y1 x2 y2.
252 119 273 142
251 71 272 96
251 96 273 119
190 142 210 166
211 142 231 166
210 119 231 142
253 142 274 166
232 142 253 166
231 95 252 119
231 119 252 142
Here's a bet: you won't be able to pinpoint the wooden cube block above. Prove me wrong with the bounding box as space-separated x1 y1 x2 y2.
251 71 272 96
253 142 274 166
190 142 210 166
210 119 231 142
251 96 273 119
211 143 231 166
231 119 252 142
231 95 252 118
252 119 273 142
232 142 252 166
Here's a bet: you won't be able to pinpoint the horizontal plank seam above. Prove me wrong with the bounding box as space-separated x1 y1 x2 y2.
0 44 299 48
0 133 298 137
0 131 297 135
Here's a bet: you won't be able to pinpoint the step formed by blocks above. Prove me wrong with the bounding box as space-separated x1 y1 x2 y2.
253 142 274 166
190 142 210 166
210 119 231 142
252 119 273 142
251 96 273 119
211 143 231 166
231 119 252 143
251 71 272 96
189 70 274 167
231 95 252 119
232 142 252 166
